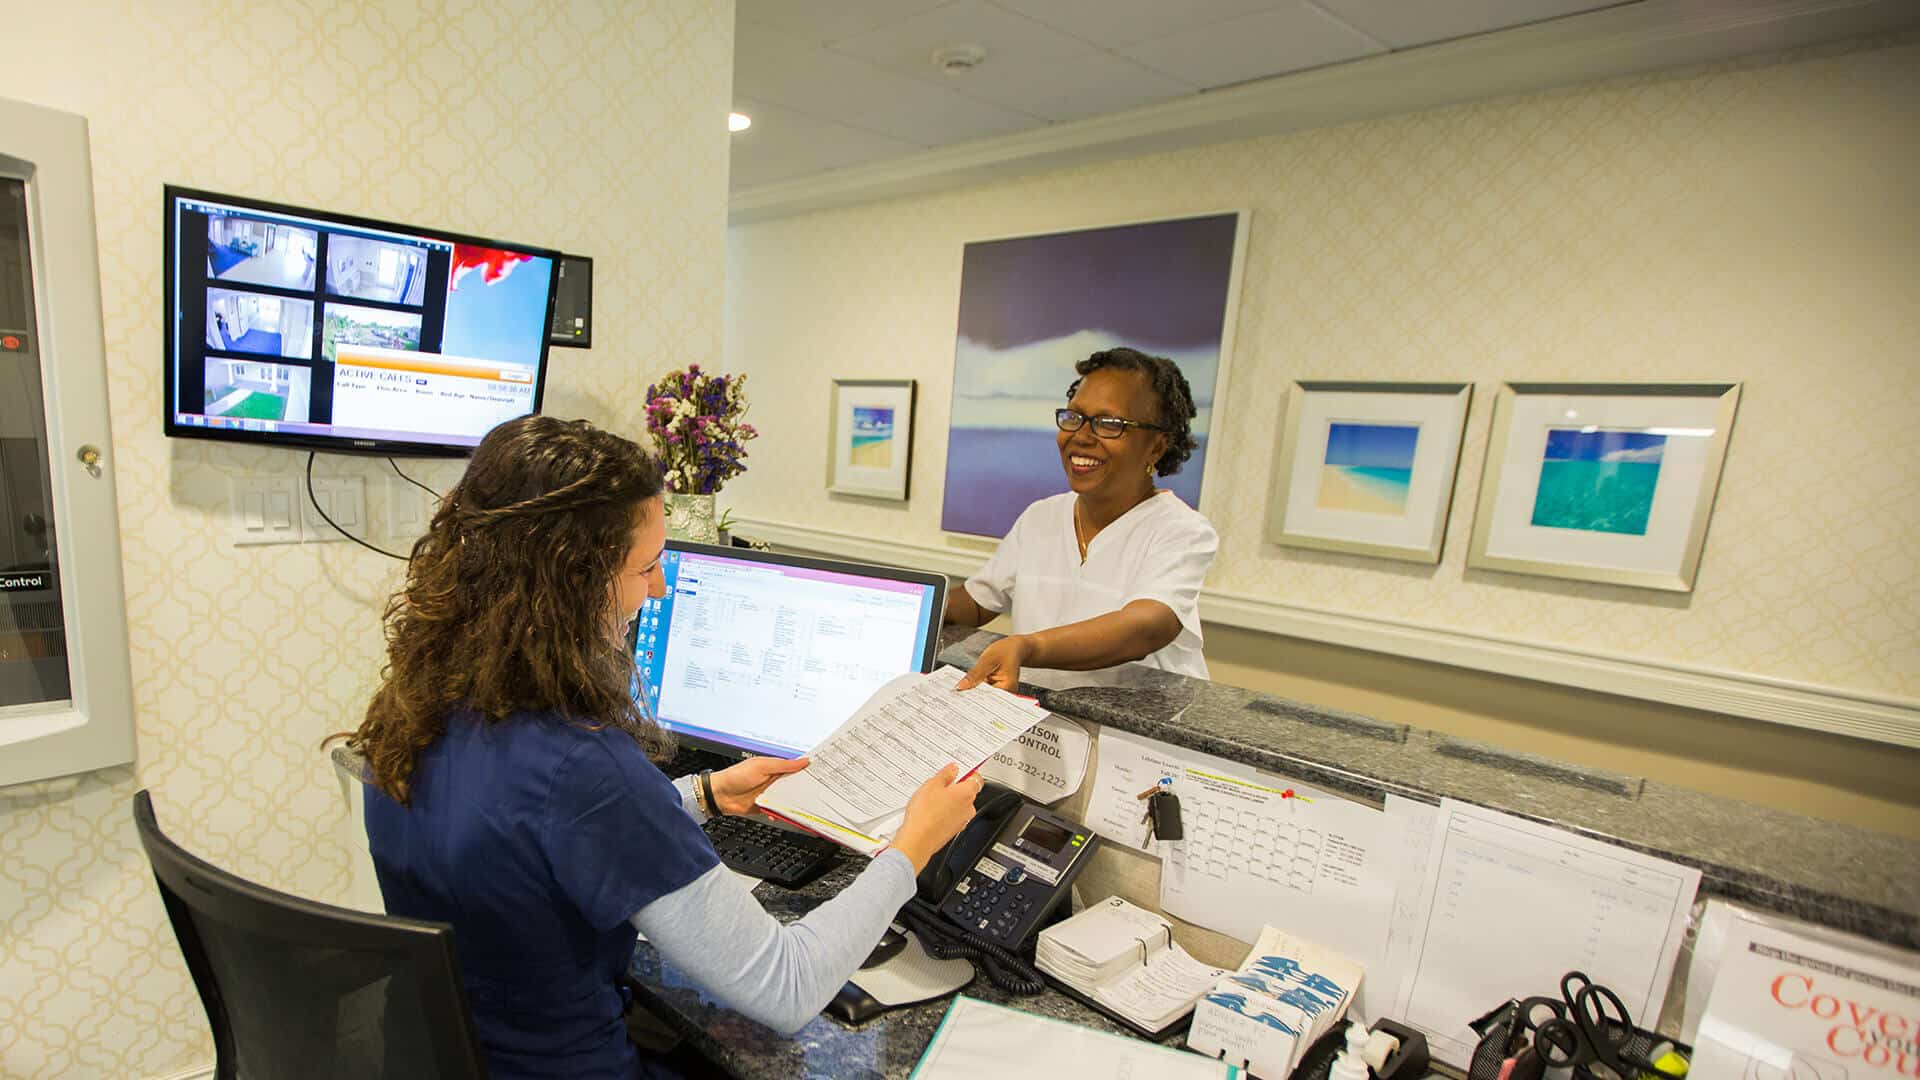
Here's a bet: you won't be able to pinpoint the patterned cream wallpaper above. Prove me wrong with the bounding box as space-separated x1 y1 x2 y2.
0 2 732 1077
725 34 1920 703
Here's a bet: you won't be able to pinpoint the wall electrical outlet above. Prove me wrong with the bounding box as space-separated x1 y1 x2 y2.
301 476 368 543
231 477 304 546
384 475 433 539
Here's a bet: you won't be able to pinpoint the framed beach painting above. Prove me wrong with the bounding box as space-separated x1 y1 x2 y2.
939 212 1248 538
1467 382 1741 592
1266 381 1473 564
827 379 916 501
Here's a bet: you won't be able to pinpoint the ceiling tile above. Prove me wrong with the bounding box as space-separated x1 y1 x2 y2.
734 0 951 46
727 99 925 189
1314 0 1626 50
944 50 1198 123
1116 2 1385 89
827 0 1099 82
736 19 1044 144
990 0 1286 49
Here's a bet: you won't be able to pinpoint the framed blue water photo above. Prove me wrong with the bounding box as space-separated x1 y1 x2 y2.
1468 382 1742 592
1267 382 1474 564
939 213 1247 538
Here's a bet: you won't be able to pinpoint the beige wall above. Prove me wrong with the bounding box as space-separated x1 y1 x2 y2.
726 35 1920 834
0 2 734 1077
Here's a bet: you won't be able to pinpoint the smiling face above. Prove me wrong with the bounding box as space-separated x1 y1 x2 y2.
1058 367 1169 499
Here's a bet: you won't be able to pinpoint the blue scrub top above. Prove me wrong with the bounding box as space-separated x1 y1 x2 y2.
365 711 718 1079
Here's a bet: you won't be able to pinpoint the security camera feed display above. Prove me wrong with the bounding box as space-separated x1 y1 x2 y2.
205 288 314 359
168 192 557 448
321 303 422 363
206 216 317 290
326 235 429 305
202 358 312 422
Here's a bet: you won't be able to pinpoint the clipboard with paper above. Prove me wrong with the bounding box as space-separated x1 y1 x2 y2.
756 666 1052 856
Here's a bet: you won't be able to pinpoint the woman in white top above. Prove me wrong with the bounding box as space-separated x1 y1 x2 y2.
947 347 1219 690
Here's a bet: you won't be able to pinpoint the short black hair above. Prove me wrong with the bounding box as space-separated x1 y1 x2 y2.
1067 347 1198 477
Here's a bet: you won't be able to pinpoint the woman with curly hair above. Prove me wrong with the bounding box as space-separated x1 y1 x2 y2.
947 347 1220 690
340 415 982 1079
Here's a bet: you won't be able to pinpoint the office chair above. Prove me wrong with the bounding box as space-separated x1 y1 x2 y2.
133 789 488 1079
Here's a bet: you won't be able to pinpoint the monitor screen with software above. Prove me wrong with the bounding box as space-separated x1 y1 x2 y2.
631 541 947 760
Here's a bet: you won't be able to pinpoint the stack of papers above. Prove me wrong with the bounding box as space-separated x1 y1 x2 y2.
1036 896 1228 1033
755 666 1050 856
1187 927 1362 1079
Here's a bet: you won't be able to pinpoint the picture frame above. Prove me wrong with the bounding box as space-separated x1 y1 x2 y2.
1265 381 1473 564
1467 382 1741 593
827 379 916 501
939 211 1249 538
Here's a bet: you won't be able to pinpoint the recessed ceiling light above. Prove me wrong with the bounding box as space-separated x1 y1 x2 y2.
728 112 752 133
932 44 986 75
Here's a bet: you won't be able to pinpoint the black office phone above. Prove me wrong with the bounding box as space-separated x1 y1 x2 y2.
895 783 1099 994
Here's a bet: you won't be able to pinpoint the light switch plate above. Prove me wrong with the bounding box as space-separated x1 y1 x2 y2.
384 475 433 540
303 476 368 542
231 477 304 546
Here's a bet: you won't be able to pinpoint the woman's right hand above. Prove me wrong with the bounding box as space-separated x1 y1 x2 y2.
887 764 984 873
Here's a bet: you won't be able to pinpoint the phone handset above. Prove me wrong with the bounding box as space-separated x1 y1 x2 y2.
896 782 1098 995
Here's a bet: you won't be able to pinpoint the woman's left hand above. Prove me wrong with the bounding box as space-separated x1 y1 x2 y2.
709 756 810 815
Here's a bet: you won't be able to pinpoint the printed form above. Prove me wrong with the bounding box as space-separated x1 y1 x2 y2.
1391 798 1701 1068
1085 729 1402 1020
757 666 1049 854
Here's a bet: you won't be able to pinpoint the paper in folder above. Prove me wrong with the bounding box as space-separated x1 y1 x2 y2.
755 666 1049 856
1036 896 1229 1033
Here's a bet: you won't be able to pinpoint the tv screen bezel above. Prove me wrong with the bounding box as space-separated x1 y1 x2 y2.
162 184 563 458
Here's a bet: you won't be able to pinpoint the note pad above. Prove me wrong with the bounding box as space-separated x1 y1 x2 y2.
1036 896 1228 1036
912 996 1242 1080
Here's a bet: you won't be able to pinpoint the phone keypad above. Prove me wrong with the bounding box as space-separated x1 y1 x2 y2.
944 870 1037 945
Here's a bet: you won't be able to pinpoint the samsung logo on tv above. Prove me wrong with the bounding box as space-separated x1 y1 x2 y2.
354 440 376 448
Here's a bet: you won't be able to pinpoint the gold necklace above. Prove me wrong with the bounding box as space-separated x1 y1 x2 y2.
1073 500 1091 564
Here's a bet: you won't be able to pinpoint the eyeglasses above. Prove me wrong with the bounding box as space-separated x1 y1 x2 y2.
1055 409 1166 440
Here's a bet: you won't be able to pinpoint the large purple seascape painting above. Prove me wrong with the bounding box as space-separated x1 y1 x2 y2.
940 213 1243 538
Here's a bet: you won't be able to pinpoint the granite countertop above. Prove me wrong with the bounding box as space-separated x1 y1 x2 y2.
627 855 1161 1080
936 626 1920 949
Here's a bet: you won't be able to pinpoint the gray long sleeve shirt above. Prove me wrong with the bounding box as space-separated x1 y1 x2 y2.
633 777 916 1033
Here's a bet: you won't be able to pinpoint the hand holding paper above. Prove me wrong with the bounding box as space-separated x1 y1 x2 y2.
756 666 1051 855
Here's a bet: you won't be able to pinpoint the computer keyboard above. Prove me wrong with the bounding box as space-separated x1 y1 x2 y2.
703 814 840 889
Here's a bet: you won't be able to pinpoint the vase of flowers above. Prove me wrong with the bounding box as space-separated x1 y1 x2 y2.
644 363 758 544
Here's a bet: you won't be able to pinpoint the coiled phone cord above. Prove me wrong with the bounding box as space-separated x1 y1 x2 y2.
897 901 1046 996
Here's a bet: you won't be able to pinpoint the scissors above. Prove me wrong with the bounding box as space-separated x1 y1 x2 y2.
1516 972 1687 1080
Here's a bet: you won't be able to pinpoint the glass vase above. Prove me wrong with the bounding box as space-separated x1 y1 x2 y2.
664 492 719 544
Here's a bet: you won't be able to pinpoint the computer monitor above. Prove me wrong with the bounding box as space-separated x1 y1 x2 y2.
631 541 947 760
163 186 560 456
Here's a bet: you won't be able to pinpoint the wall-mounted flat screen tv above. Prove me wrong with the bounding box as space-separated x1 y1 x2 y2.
163 186 560 456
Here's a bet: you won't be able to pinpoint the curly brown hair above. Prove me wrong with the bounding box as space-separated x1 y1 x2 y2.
336 415 672 804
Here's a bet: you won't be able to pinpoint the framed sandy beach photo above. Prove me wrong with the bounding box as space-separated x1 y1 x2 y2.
1266 381 1473 564
1467 382 1741 592
827 379 916 501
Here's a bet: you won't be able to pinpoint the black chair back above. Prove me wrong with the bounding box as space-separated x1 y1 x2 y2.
133 789 487 1079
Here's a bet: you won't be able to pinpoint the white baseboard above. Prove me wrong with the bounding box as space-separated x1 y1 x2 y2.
731 515 1920 748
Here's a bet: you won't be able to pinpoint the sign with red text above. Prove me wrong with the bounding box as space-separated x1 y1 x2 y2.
1694 912 1920 1080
